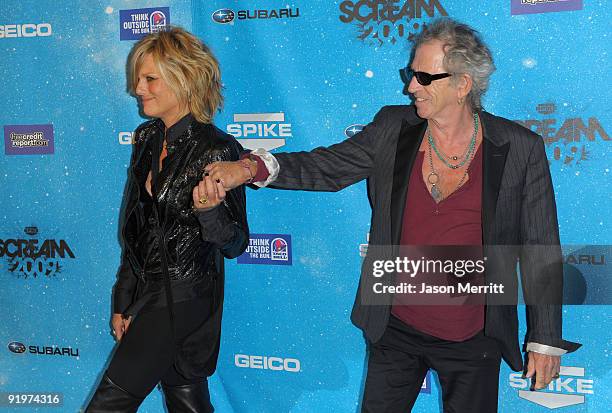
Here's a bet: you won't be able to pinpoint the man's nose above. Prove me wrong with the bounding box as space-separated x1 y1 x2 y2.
407 75 421 94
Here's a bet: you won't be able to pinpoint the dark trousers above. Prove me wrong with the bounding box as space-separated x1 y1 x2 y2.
362 315 501 413
106 298 211 399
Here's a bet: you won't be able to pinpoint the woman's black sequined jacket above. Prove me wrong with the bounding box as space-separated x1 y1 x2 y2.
111 115 248 377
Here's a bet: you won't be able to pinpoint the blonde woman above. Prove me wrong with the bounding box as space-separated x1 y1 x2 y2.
85 27 248 413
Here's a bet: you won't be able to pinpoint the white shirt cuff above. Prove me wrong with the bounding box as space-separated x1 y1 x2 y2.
526 342 567 356
251 148 279 187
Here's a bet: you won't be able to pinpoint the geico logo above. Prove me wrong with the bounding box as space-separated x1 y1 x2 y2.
234 354 300 372
226 123 291 138
0 23 52 38
118 132 133 145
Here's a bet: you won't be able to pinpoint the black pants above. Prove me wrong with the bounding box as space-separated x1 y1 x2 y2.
106 298 211 398
362 315 501 413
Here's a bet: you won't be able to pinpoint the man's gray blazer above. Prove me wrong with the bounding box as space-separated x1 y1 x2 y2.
270 105 579 371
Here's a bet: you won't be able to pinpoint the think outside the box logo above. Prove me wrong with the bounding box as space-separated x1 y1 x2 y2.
238 234 292 266
119 7 170 40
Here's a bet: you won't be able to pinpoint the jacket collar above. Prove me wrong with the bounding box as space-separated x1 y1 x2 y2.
150 114 201 149
390 119 426 245
165 113 193 144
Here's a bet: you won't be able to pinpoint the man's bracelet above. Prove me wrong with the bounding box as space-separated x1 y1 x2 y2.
238 158 255 184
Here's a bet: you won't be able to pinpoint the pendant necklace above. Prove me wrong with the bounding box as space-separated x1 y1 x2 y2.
428 113 478 169
427 113 479 204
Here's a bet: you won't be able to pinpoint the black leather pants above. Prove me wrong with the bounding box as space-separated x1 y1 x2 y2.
162 382 214 413
86 298 213 412
85 374 144 413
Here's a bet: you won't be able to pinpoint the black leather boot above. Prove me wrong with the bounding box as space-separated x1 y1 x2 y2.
85 374 144 412
161 381 213 413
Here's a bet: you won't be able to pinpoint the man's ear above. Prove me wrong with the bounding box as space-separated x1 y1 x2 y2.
456 73 473 101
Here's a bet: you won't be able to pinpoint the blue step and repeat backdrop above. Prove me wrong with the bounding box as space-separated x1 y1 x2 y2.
1 1 610 412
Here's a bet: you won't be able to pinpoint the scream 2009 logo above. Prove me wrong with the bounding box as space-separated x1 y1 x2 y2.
0 226 75 279
339 0 448 45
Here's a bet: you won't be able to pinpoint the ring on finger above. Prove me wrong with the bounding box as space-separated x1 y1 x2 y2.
199 197 208 205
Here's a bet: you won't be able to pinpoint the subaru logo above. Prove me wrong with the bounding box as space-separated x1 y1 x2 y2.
536 102 556 115
8 341 26 354
344 124 365 138
212 9 235 24
24 226 38 235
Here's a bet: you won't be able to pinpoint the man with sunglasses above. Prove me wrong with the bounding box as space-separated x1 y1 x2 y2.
206 18 579 412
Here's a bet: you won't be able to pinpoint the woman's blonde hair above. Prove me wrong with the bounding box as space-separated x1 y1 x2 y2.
128 27 223 123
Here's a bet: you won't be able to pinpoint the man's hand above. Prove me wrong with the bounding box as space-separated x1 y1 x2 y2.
205 159 257 190
525 352 560 390
111 313 132 341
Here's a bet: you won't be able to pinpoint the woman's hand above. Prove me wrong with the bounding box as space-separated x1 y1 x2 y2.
192 174 226 211
111 313 132 341
205 159 257 190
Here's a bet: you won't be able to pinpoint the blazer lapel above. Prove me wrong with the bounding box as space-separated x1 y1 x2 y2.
390 120 427 245
481 112 510 244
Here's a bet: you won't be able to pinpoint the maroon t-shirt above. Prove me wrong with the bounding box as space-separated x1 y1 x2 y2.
391 146 484 341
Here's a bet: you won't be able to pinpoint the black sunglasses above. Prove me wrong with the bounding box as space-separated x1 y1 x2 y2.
399 67 452 86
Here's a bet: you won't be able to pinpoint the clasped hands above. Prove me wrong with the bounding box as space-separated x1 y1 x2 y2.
191 172 227 211
191 158 256 210
203 158 258 191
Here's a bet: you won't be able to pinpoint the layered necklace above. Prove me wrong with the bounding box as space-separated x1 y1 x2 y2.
427 113 479 203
